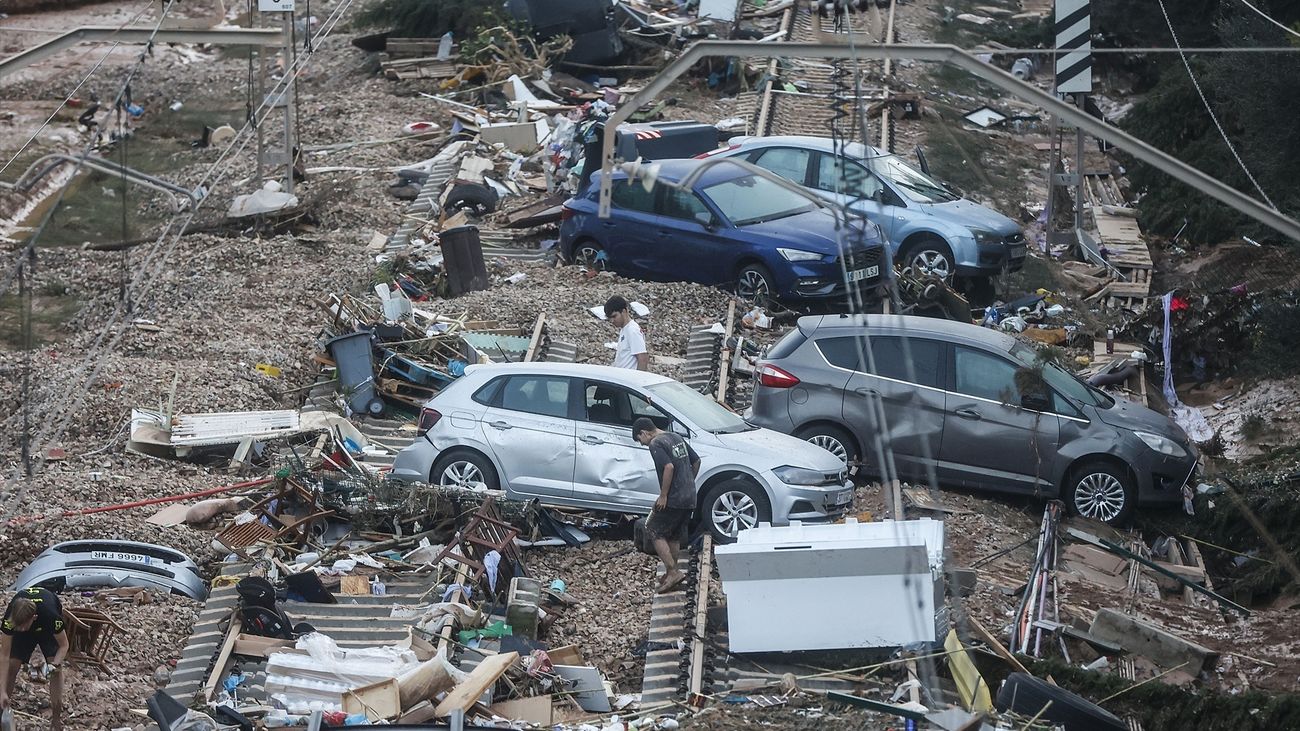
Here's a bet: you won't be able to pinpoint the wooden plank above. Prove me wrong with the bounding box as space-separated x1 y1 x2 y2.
523 314 545 363
688 534 714 695
433 651 520 717
714 301 736 405
437 563 471 656
490 695 553 724
203 617 241 701
232 633 293 658
1108 281 1151 297
967 615 1031 675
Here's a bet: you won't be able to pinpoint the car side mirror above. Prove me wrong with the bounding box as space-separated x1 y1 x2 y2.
694 211 717 230
671 421 691 438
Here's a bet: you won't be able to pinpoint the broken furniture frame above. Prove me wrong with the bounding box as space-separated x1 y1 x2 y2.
61 607 125 673
432 497 523 598
215 478 333 558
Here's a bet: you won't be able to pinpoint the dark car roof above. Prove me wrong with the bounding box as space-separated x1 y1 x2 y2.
603 157 757 188
799 314 1020 352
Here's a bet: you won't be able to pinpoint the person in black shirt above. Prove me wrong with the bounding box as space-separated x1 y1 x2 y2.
634 417 700 594
0 587 68 731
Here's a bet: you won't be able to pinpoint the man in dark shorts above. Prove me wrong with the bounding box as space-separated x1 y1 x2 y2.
0 587 69 731
634 417 700 594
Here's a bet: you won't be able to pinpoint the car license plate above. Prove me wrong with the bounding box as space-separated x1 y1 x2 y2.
834 488 854 507
91 550 160 567
849 265 879 283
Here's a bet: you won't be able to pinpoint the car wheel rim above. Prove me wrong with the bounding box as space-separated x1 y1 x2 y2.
711 491 759 537
1075 473 1126 522
808 435 848 465
577 245 602 268
440 461 483 489
737 271 770 300
911 250 952 280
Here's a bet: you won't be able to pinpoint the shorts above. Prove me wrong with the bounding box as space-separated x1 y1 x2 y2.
646 507 692 543
8 632 57 664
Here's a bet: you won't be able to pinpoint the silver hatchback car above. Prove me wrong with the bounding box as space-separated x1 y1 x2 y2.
746 315 1198 525
390 362 853 539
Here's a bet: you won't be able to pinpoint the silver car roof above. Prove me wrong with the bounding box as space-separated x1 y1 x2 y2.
798 313 1021 352
464 361 676 388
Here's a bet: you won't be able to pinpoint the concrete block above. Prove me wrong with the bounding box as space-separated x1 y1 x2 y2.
1088 608 1218 672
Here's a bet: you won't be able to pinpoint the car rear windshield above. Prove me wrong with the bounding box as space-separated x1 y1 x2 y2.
644 380 751 434
765 327 809 360
701 173 815 226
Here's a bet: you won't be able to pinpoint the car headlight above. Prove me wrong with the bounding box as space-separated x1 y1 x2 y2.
1134 430 1187 458
970 229 1002 245
774 465 831 485
777 248 823 262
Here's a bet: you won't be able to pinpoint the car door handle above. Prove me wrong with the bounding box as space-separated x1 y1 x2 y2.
854 387 879 398
488 421 513 430
656 230 671 237
601 221 617 228
579 435 604 445
954 408 982 420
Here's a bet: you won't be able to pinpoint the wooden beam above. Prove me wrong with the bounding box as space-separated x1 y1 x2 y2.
203 617 241 701
715 301 736 405
966 615 1031 676
688 535 714 695
433 651 519 717
523 313 546 363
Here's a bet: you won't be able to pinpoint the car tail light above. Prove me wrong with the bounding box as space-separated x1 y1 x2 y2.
693 144 741 159
417 407 443 434
758 364 800 389
560 205 576 222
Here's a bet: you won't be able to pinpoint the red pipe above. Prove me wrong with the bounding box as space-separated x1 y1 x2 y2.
9 476 275 525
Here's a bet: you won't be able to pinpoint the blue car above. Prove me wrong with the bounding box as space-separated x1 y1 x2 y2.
559 158 889 302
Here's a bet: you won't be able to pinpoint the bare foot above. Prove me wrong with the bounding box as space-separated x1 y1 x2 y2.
657 570 686 594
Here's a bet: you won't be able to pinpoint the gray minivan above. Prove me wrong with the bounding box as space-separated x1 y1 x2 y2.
745 314 1198 524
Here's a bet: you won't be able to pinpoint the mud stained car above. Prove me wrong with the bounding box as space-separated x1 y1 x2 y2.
702 135 1027 283
559 158 889 304
745 314 1198 525
390 362 854 540
13 540 208 600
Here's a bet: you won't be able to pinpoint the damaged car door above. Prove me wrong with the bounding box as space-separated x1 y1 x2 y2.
823 334 946 479
479 374 577 500
939 346 1060 492
571 380 671 511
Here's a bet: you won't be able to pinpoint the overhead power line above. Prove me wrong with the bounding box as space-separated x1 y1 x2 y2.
1156 0 1277 210
1233 0 1300 40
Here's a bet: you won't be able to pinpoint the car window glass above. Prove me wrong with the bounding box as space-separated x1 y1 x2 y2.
753 147 811 183
954 347 1023 404
472 377 505 406
701 174 814 226
610 180 657 213
501 376 570 418
1052 391 1084 419
660 188 713 224
816 336 941 388
816 155 882 200
584 382 669 428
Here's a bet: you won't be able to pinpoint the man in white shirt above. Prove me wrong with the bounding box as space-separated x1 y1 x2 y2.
605 295 648 370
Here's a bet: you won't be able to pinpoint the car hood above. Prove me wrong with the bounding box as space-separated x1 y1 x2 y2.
747 208 882 258
714 427 846 472
1095 397 1189 444
917 198 1020 236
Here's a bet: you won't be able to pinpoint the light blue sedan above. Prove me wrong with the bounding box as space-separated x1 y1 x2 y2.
701 135 1027 282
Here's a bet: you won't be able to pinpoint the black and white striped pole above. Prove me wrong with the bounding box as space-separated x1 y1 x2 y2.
1049 0 1092 242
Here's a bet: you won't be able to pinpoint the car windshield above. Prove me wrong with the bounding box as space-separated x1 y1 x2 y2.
1009 342 1114 408
701 173 815 226
870 154 960 204
644 380 753 434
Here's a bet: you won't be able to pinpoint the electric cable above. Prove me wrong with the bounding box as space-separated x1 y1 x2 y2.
1156 0 1277 209
0 0 360 520
1232 0 1300 40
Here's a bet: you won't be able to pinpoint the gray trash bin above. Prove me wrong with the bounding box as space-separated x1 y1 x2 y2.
326 331 384 416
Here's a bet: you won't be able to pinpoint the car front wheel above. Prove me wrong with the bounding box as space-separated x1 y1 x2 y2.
1067 461 1134 525
431 450 499 491
736 263 775 301
701 479 772 542
902 238 955 281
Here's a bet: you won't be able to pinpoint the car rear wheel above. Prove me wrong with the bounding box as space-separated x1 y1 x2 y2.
902 238 955 281
701 479 772 542
573 240 605 269
797 424 856 467
431 450 499 491
1066 461 1134 525
736 263 774 301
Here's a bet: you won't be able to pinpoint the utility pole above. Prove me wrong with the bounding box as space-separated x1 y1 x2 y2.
256 0 298 192
1045 0 1093 251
